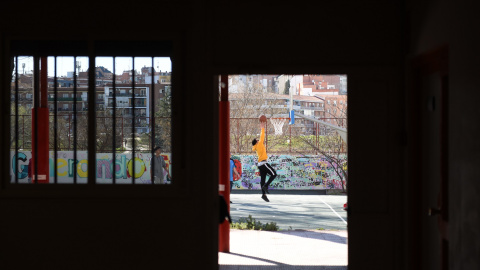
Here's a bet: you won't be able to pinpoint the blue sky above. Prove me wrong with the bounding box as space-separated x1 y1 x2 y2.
15 56 171 77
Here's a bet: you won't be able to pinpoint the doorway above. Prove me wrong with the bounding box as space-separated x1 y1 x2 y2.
218 74 348 269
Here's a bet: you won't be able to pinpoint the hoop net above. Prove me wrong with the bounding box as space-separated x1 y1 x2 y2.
270 118 287 135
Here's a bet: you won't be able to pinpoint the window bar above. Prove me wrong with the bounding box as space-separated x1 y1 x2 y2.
53 57 58 184
73 56 77 184
150 57 155 185
14 56 19 184
33 56 39 184
112 57 117 184
22 116 25 149
68 115 71 150
87 54 96 185
131 57 136 184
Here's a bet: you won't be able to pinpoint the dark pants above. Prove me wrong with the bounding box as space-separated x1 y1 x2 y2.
259 163 277 195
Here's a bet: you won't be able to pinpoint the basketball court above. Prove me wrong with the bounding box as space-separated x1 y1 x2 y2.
220 192 348 269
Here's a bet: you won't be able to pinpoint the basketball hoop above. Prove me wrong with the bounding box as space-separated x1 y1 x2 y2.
270 118 286 135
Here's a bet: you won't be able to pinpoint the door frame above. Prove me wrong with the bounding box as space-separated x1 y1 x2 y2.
407 45 449 270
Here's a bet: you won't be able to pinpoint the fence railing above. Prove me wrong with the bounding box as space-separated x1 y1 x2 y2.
10 114 171 152
11 115 346 154
230 117 347 154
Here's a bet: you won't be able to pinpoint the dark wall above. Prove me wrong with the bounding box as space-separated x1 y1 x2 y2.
407 0 480 269
1 0 478 270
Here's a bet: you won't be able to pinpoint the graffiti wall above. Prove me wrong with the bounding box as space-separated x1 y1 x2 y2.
10 151 171 184
232 154 347 190
10 151 345 189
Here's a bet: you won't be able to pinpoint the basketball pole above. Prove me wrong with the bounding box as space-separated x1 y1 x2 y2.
288 78 295 125
219 75 230 252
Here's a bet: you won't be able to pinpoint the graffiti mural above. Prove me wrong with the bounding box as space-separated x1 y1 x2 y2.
231 154 347 190
10 151 171 184
10 151 345 189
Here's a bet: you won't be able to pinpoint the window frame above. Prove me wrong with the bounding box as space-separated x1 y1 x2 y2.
2 39 183 198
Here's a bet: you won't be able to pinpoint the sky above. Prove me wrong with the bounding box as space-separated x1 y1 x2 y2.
15 56 172 77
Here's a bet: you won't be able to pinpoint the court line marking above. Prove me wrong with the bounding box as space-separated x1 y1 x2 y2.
319 198 347 224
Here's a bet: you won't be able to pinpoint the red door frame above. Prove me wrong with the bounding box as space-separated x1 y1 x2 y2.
218 74 230 252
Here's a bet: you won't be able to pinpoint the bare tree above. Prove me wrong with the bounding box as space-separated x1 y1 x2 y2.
10 104 30 150
301 133 347 192
298 96 348 192
140 93 172 152
229 75 287 153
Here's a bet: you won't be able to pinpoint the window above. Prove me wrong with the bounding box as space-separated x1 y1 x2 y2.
9 41 173 187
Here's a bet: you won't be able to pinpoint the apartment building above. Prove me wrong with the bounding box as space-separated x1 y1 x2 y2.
315 94 348 128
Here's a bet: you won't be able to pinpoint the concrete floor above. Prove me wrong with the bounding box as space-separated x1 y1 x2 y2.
219 192 348 269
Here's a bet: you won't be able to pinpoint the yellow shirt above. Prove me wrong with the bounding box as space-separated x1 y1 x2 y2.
252 128 268 162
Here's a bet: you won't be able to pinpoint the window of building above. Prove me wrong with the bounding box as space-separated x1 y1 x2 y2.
9 40 173 187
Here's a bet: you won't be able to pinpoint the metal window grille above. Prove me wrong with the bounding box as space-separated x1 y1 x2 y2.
9 41 172 186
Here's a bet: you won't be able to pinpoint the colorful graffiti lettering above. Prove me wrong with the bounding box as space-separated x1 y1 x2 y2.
10 151 171 184
11 151 343 189
11 152 29 179
233 154 347 190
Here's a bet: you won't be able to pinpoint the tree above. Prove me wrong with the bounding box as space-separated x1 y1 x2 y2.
10 103 30 150
148 91 171 152
93 110 126 152
297 95 348 192
301 134 347 192
284 79 290 95
229 75 288 153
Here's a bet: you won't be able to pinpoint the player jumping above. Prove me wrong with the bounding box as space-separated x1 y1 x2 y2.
252 120 277 202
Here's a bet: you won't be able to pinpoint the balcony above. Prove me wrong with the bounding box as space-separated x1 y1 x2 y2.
108 93 147 97
300 106 324 111
106 102 146 108
48 97 83 101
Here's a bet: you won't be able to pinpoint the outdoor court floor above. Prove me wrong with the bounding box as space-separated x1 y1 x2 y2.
219 192 348 269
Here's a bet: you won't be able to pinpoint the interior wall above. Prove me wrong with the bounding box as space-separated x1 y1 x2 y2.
210 2 405 269
407 0 480 269
448 4 480 270
0 1 220 269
